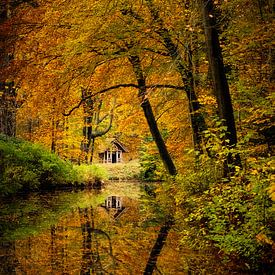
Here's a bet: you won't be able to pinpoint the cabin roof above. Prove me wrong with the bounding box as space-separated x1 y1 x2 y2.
99 138 128 153
112 139 128 152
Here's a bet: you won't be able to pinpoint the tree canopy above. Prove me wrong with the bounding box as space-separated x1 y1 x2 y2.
0 0 274 272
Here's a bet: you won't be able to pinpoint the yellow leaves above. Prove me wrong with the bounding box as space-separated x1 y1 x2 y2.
256 233 274 246
268 174 275 201
198 94 216 106
251 169 259 175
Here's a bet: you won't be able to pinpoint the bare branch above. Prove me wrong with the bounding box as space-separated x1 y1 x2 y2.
63 84 138 116
63 83 184 116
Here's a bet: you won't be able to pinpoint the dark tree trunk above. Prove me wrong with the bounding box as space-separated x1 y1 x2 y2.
145 0 207 154
51 119 56 153
141 98 177 176
90 137 95 164
50 225 57 272
81 89 113 164
0 82 17 137
129 55 177 176
201 0 241 174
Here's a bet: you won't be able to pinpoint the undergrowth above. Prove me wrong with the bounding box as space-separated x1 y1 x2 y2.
0 135 77 196
143 123 274 273
171 125 274 272
98 159 141 180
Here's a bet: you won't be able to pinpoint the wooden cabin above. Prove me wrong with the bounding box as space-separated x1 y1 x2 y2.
98 138 128 163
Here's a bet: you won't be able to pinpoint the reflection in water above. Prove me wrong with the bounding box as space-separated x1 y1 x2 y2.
50 225 57 272
144 218 174 275
0 241 17 274
50 225 69 274
103 196 126 220
0 182 231 274
79 207 114 274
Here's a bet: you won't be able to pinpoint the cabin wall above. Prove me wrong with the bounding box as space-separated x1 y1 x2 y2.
99 149 124 163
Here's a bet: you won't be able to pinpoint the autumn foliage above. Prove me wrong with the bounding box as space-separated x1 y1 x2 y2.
0 0 274 272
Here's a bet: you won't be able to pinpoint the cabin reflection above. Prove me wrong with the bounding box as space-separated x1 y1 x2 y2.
103 196 126 219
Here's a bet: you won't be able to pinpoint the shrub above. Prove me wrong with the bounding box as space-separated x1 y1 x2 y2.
0 135 76 196
172 154 273 271
138 136 166 181
139 149 164 181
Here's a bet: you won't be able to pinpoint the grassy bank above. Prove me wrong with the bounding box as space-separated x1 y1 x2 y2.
0 135 142 197
73 160 140 183
73 164 109 184
99 160 141 181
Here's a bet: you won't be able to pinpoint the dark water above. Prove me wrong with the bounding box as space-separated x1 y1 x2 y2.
0 182 229 274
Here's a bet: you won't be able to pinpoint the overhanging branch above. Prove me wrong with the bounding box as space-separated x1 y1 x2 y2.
63 83 184 116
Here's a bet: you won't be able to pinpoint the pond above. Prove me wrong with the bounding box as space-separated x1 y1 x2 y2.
0 181 230 274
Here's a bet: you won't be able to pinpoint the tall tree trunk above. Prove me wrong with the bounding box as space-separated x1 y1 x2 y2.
0 2 38 137
90 137 95 164
81 89 114 164
129 55 177 176
0 82 17 137
51 119 56 153
201 0 241 175
145 0 206 154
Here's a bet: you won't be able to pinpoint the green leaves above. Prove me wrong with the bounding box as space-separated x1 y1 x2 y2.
0 135 76 196
172 152 274 270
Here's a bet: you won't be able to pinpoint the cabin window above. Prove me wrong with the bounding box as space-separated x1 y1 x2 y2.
117 151 122 162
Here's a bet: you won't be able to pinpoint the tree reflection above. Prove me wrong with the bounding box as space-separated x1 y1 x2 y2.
0 241 17 274
0 183 189 274
50 225 69 274
50 225 57 272
143 218 174 275
79 207 115 274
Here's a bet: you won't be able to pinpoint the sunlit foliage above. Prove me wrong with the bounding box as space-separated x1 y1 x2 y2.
0 0 274 272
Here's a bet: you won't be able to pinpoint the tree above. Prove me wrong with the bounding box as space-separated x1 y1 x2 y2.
128 54 177 175
9 0 195 170
0 3 18 137
200 0 241 175
0 81 17 136
123 0 208 153
80 88 114 163
0 0 38 137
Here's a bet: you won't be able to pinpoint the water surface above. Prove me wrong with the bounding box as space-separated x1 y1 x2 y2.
0 181 229 274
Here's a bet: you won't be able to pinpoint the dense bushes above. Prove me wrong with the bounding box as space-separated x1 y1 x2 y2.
0 135 77 196
142 157 272 272
142 124 274 272
171 151 274 271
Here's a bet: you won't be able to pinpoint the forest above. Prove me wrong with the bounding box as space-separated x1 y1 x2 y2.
0 0 274 274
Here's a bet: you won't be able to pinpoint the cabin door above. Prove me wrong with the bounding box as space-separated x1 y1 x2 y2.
112 152 117 163
111 150 122 163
